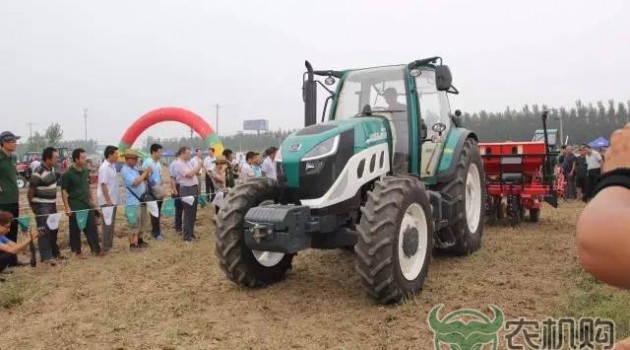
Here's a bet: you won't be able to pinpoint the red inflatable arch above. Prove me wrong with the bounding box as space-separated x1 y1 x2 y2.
118 107 223 155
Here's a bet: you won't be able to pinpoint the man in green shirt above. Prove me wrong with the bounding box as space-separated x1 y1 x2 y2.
0 131 23 267
61 148 102 257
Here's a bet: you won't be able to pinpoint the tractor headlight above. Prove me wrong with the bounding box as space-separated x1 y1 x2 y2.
302 135 340 161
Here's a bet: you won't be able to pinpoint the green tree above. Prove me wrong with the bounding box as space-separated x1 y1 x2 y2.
27 132 48 152
45 123 64 145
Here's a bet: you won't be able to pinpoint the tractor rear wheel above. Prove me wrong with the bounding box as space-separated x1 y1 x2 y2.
215 178 294 287
436 138 485 255
355 176 434 304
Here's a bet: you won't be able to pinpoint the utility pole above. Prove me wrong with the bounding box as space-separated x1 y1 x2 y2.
83 108 88 141
215 103 220 135
26 123 33 138
190 126 194 141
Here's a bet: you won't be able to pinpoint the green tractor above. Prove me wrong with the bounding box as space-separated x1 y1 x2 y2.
215 57 485 304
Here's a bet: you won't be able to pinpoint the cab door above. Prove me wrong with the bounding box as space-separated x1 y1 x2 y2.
415 69 452 178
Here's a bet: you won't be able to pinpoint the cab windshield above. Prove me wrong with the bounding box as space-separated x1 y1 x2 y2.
333 65 407 121
332 65 410 172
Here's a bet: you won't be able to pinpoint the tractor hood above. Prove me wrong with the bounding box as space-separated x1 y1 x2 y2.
278 117 390 191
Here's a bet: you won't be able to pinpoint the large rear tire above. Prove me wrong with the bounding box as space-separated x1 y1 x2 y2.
355 176 434 304
215 177 294 287
436 138 485 255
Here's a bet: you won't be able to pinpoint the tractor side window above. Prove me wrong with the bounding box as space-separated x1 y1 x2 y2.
415 70 446 134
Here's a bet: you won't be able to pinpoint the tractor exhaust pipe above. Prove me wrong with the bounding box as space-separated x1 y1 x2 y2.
303 61 317 127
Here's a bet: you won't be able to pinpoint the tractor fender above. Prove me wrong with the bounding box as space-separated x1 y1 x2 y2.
435 128 479 184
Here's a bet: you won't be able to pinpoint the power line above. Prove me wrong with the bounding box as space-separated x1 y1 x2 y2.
26 122 34 138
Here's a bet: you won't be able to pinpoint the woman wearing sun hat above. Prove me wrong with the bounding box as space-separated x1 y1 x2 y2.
212 156 230 214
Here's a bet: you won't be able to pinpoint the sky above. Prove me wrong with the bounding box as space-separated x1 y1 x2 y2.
1 0 629 147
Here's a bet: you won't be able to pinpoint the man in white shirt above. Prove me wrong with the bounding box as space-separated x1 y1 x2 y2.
203 147 216 201
261 147 278 181
238 151 257 184
174 147 203 242
188 148 204 195
97 146 120 252
582 144 603 202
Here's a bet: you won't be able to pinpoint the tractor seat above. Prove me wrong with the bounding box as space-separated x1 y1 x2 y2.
501 173 523 182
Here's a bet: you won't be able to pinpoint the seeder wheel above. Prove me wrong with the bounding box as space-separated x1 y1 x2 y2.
507 195 523 226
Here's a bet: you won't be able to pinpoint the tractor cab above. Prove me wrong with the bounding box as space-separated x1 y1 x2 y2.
532 128 559 152
299 58 461 181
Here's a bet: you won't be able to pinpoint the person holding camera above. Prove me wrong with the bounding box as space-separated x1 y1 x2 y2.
121 149 152 250
142 143 166 241
576 123 630 350
0 211 41 276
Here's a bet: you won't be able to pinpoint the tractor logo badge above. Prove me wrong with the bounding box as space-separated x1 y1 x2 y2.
366 127 388 144
290 143 302 152
427 304 504 350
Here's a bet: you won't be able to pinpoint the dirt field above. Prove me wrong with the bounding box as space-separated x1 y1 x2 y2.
0 195 625 349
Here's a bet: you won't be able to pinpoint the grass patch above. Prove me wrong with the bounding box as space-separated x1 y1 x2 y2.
556 266 630 338
0 281 26 309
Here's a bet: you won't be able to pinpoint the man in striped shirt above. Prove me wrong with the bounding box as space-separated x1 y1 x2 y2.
28 147 63 264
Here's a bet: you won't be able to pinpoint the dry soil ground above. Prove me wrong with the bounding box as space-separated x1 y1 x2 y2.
0 193 628 349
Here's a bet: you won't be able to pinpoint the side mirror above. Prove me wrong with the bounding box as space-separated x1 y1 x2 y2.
435 65 453 91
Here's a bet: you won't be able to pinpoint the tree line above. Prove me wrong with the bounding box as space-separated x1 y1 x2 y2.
143 130 297 154
461 99 629 144
16 99 629 158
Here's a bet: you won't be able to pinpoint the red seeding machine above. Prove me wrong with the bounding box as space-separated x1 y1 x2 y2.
479 111 560 225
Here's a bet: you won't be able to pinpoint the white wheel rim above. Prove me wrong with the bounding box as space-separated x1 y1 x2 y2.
251 199 285 267
17 179 24 188
252 250 285 267
465 163 482 233
397 203 429 281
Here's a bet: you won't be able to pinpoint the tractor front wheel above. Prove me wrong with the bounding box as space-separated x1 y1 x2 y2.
16 176 27 189
436 138 485 255
355 176 434 304
215 178 294 287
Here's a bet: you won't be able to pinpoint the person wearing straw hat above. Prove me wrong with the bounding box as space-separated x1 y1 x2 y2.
121 149 152 250
211 156 230 214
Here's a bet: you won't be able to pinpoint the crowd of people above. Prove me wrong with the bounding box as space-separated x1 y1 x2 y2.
0 128 280 275
557 143 604 202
